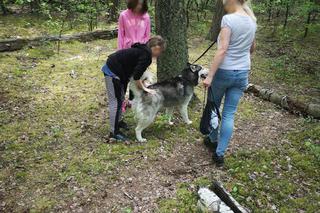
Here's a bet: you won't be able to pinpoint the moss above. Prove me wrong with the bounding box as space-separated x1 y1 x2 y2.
158 186 198 213
0 38 203 211
224 121 320 212
1 13 319 212
157 177 213 212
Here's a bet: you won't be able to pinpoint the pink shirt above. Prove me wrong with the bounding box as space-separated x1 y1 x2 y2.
117 9 151 50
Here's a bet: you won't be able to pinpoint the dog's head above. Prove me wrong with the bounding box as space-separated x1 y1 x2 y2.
181 63 209 86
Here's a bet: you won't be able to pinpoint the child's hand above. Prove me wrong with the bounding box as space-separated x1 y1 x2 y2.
144 88 157 95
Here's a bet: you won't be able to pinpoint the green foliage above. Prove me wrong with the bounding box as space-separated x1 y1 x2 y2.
158 180 208 212
254 0 320 38
225 121 320 212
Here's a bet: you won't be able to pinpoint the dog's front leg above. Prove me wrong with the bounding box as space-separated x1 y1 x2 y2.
135 127 146 142
166 107 174 125
135 116 155 142
179 105 192 125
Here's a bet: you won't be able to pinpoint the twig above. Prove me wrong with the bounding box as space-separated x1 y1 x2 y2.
123 191 133 200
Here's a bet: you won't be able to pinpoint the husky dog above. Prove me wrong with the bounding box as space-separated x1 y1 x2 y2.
130 63 209 142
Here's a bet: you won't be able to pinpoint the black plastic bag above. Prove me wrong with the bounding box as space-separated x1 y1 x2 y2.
200 88 221 135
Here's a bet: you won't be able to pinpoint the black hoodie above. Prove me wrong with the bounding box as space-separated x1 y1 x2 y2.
106 43 152 83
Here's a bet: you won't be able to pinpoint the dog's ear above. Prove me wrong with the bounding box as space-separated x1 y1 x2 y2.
187 62 192 67
190 64 198 72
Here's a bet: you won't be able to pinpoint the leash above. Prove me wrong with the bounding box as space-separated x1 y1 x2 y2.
192 39 217 64
202 86 221 120
202 87 207 112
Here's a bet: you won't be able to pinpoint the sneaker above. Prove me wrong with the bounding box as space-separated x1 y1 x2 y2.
109 132 129 142
213 153 224 167
118 120 129 131
204 137 218 152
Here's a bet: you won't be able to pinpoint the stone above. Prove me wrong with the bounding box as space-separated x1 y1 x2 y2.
197 188 221 213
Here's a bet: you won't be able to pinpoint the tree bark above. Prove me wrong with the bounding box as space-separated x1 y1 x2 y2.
267 0 273 21
110 0 120 21
246 84 320 119
304 10 312 38
155 0 188 81
283 1 289 28
207 0 225 41
30 0 41 13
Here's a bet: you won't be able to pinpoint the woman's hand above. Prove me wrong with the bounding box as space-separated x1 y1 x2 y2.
203 76 213 88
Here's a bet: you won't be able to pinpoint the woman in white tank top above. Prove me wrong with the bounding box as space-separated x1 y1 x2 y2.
203 0 257 167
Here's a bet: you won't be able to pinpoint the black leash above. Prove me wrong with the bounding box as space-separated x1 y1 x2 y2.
202 87 207 112
192 39 217 64
202 86 221 120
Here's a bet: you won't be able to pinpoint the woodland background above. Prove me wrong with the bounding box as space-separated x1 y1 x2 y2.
0 0 319 212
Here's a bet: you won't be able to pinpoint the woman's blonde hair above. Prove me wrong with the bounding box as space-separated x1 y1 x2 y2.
223 0 257 22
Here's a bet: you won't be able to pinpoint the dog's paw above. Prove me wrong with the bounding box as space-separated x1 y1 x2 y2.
186 120 193 125
138 138 147 143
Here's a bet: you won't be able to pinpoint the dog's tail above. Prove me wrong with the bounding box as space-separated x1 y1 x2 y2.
130 70 155 99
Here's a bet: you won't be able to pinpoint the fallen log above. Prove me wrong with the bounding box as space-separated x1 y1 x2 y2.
246 84 320 119
0 29 118 52
209 181 249 213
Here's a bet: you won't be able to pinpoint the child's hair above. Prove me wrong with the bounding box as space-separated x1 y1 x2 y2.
147 36 166 51
127 0 148 14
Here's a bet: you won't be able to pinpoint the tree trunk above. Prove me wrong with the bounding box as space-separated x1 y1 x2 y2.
110 0 120 21
283 1 289 28
304 10 312 38
246 84 320 119
155 0 188 81
186 0 192 28
207 0 225 41
30 0 41 13
0 0 8 15
267 0 273 21
0 29 117 52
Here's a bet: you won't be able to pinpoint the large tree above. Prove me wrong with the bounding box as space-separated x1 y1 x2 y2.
155 0 188 81
207 0 225 41
0 0 9 15
109 0 120 21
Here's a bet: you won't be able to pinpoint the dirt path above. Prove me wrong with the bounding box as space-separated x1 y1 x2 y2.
77 95 300 212
88 141 218 212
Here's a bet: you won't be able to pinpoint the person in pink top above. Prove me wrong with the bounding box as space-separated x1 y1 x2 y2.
117 0 151 127
118 0 151 50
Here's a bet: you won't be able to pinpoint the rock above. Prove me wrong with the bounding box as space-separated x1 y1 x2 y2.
219 202 231 212
197 188 220 213
307 104 320 119
70 70 77 79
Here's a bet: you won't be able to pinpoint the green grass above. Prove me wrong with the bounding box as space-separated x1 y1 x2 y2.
157 120 320 212
0 38 206 211
250 19 320 104
0 39 167 211
157 178 211 213
223 121 319 212
0 12 319 212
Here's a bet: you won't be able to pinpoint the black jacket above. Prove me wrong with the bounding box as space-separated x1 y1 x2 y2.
106 43 152 83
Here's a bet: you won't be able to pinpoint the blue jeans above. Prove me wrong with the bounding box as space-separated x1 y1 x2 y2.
209 68 249 157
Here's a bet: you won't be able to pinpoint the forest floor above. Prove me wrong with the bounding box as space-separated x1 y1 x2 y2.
0 14 319 212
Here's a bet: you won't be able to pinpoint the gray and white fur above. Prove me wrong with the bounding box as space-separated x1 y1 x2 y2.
130 64 208 142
